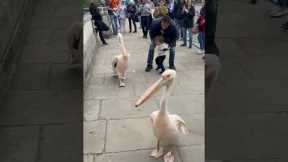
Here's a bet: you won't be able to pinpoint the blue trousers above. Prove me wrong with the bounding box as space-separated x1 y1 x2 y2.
183 27 193 47
198 31 205 50
110 14 119 35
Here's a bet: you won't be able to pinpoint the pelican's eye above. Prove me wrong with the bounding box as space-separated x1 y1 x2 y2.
163 74 171 80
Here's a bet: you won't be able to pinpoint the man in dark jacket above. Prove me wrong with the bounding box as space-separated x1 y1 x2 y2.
145 16 178 71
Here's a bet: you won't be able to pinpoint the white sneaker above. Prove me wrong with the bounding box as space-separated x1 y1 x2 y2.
197 49 205 55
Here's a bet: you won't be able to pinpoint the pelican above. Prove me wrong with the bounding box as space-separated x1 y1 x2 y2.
112 33 129 87
135 69 189 162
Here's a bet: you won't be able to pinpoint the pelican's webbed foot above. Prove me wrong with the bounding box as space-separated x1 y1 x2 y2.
119 79 126 87
163 151 175 162
150 147 163 159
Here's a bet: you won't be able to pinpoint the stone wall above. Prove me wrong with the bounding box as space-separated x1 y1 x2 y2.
83 17 99 87
0 0 35 103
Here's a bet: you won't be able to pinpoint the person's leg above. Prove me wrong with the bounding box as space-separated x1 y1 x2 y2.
113 15 119 34
141 16 146 37
128 17 132 32
133 18 137 32
176 19 182 39
159 55 166 72
201 32 205 50
155 56 161 70
181 28 187 46
98 30 108 45
188 28 193 48
143 16 148 37
168 47 176 69
110 15 116 35
199 32 205 50
146 42 156 71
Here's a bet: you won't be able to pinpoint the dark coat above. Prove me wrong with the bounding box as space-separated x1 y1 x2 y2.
183 6 195 28
89 4 109 31
174 2 185 26
127 4 137 19
149 18 178 47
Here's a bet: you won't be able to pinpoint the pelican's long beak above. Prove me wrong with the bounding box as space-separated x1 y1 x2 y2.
135 78 163 107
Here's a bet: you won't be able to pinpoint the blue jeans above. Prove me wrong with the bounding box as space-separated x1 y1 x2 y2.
110 14 119 35
147 42 176 67
198 32 205 50
183 28 193 47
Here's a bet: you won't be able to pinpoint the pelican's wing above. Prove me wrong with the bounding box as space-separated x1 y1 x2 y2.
170 114 189 134
112 57 118 69
150 111 159 124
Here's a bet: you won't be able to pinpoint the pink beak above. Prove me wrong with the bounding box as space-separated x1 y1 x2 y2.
135 79 162 107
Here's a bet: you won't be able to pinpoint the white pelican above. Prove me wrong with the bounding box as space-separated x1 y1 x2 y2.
112 33 129 87
135 69 189 162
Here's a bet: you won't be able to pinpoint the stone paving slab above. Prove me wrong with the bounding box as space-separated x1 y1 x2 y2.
39 124 82 162
95 150 181 162
0 91 81 125
48 64 82 90
105 117 204 153
100 98 156 119
178 145 205 162
84 120 106 154
206 113 288 159
217 0 285 38
84 100 100 121
84 155 94 162
10 63 50 90
0 126 39 162
105 118 154 152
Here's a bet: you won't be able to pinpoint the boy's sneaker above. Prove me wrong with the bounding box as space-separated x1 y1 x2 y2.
145 65 153 72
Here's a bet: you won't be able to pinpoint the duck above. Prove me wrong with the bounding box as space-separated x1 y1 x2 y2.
135 69 189 162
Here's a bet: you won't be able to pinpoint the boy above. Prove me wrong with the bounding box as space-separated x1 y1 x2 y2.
154 36 169 73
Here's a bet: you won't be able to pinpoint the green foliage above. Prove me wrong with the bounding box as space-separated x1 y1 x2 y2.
81 0 90 8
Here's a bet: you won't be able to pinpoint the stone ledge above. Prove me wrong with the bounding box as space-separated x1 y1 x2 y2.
0 0 36 105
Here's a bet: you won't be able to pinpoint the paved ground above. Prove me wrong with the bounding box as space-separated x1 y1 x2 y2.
83 24 205 161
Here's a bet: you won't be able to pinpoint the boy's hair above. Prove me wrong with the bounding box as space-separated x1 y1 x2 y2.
154 35 164 43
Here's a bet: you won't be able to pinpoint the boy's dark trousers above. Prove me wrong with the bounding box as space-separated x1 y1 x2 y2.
155 55 166 72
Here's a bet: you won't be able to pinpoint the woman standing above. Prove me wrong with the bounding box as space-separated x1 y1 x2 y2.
127 1 138 33
118 1 127 33
196 7 205 54
181 0 195 48
174 0 185 40
139 0 154 38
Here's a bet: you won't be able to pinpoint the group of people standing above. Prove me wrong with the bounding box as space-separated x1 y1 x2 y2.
90 0 205 50
89 0 206 73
